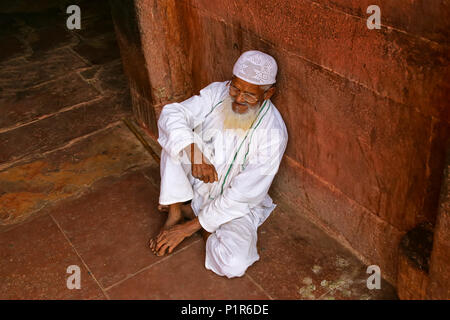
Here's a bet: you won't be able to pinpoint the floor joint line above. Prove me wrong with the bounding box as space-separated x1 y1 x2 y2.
50 213 111 300
245 273 274 300
104 238 202 292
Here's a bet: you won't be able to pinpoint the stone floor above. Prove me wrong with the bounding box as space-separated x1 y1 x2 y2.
0 2 398 300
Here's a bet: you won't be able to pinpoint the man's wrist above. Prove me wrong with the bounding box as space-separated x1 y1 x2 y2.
184 217 202 236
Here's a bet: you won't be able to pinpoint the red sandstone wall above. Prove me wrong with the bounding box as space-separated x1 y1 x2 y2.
111 0 450 284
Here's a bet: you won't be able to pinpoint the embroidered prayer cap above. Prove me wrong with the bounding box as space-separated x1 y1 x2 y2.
233 50 278 85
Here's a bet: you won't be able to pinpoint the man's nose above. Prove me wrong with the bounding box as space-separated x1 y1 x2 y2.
235 92 246 104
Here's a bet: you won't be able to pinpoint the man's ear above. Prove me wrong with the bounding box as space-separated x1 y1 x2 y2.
263 86 276 100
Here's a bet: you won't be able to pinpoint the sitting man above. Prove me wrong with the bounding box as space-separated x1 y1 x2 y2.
149 50 288 278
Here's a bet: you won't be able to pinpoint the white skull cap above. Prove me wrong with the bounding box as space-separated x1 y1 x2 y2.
232 50 278 85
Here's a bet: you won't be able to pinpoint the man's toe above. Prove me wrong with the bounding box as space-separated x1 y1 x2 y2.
157 243 170 256
149 238 156 250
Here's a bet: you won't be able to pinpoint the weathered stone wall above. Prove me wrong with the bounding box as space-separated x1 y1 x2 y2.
110 0 194 136
110 0 450 285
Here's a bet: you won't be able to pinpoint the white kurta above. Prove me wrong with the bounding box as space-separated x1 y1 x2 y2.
157 80 288 278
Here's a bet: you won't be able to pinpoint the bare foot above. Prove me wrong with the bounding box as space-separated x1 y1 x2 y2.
150 203 184 256
158 203 195 220
180 203 195 220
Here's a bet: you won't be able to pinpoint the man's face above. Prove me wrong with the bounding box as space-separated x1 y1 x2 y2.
229 76 266 114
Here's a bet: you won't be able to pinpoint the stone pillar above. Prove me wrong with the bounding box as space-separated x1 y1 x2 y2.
109 0 192 137
396 223 433 299
427 147 450 299
396 147 450 300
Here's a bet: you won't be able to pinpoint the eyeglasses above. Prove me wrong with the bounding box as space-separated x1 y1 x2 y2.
229 84 260 104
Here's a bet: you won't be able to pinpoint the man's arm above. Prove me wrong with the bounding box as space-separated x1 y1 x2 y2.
157 82 225 161
154 130 287 254
183 143 218 183
198 129 288 232
152 142 218 255
155 130 287 252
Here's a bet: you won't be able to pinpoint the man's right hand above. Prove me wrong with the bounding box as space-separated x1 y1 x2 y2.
185 143 218 183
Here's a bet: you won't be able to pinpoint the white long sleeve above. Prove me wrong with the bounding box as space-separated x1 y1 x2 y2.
198 125 288 232
157 81 227 160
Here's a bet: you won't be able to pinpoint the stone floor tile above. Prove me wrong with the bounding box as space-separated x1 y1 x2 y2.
50 171 200 289
0 124 151 226
0 215 104 299
247 205 398 300
72 34 120 65
74 15 115 40
317 264 398 300
96 60 128 94
0 95 130 164
28 25 75 55
0 73 100 129
79 66 101 80
141 164 161 189
107 241 270 300
0 48 88 90
79 60 128 95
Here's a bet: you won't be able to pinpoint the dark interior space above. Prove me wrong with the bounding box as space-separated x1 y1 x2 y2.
0 0 130 167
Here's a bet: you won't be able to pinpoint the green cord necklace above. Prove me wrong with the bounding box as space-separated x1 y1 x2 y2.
206 100 270 200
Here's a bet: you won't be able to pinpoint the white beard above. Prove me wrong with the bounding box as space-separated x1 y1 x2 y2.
220 95 260 133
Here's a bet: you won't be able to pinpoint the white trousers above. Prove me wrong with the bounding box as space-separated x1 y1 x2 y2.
159 149 260 278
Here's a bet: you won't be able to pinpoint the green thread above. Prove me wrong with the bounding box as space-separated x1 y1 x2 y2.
241 101 271 170
219 100 269 195
204 99 224 119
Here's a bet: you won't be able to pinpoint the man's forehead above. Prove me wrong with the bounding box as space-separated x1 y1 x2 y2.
231 76 262 91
